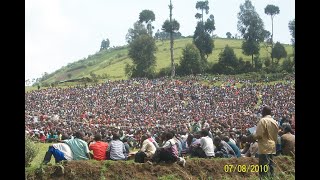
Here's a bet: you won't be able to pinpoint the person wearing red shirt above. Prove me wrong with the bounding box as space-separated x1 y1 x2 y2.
39 131 46 143
89 134 108 160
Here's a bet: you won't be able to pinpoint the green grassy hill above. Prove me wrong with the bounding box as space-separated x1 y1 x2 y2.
40 38 293 84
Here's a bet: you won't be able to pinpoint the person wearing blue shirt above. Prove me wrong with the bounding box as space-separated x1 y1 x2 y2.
222 136 241 158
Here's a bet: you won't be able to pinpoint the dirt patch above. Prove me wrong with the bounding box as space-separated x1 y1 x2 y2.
26 156 295 180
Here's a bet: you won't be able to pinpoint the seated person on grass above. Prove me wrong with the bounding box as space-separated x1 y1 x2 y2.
42 134 73 164
134 135 157 163
88 134 108 161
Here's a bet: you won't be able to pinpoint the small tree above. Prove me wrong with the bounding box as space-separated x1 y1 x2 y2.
67 73 72 79
254 56 263 71
272 42 287 65
218 45 238 68
238 0 266 67
128 34 157 78
282 57 294 73
288 19 295 48
264 58 271 67
100 38 110 51
179 43 201 75
226 32 232 39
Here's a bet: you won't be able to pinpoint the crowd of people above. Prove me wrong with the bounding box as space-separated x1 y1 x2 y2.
25 76 295 171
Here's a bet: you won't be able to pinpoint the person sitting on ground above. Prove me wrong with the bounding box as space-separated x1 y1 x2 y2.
123 138 130 159
199 129 215 158
107 133 126 161
42 134 73 164
171 130 182 157
39 131 46 143
88 134 108 161
135 135 157 163
281 125 295 157
239 135 250 155
151 131 186 167
213 136 235 158
146 132 159 149
242 134 259 158
187 133 203 158
222 136 241 158
63 131 91 160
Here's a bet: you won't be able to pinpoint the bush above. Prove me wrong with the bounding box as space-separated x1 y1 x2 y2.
254 56 263 71
282 57 294 73
25 136 39 167
157 66 172 77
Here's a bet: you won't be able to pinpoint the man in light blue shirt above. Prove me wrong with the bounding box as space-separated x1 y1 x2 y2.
63 131 90 160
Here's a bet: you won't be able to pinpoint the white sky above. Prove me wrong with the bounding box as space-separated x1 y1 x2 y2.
26 0 295 81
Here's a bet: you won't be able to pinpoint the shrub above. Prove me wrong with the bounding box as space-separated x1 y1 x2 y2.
282 57 294 73
157 66 172 77
25 135 39 167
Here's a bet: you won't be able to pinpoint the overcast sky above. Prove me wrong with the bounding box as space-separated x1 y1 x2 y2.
26 0 295 81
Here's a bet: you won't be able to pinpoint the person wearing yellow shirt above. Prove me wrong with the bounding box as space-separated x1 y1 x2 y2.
253 106 279 179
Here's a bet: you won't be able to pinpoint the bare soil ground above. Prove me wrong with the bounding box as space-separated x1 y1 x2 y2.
26 156 294 180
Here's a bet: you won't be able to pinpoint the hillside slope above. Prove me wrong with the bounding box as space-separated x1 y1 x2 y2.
41 38 293 84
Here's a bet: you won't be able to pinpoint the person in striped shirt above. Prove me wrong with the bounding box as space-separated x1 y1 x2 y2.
107 133 126 160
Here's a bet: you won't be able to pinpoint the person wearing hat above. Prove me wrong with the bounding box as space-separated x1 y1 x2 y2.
42 134 73 164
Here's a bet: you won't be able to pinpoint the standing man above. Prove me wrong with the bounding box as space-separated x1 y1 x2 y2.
253 106 279 179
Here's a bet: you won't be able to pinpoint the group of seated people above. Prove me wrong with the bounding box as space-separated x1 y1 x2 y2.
41 122 295 167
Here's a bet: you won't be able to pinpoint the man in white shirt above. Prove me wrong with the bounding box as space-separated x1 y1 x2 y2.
42 134 73 164
200 129 215 158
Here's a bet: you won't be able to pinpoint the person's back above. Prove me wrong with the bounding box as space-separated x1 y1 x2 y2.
52 143 73 160
63 132 90 160
253 106 279 179
281 126 295 157
200 136 215 157
141 138 156 157
255 115 278 154
226 141 241 158
221 140 236 157
108 139 126 160
89 134 108 161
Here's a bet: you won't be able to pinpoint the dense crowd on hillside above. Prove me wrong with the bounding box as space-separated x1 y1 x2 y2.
25 76 295 169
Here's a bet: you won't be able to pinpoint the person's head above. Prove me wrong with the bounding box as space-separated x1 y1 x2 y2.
200 129 209 137
74 131 85 139
165 131 174 141
213 136 221 146
187 134 194 146
246 134 255 143
122 138 128 143
222 136 230 142
283 125 293 134
146 132 152 138
112 133 120 140
141 135 148 143
61 134 69 140
94 134 102 141
240 135 247 143
262 106 272 117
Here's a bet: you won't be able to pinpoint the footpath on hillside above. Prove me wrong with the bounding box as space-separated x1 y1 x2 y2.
26 156 294 180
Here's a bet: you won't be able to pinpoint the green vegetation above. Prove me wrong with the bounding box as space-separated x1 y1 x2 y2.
25 136 40 167
27 143 54 169
35 38 293 86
